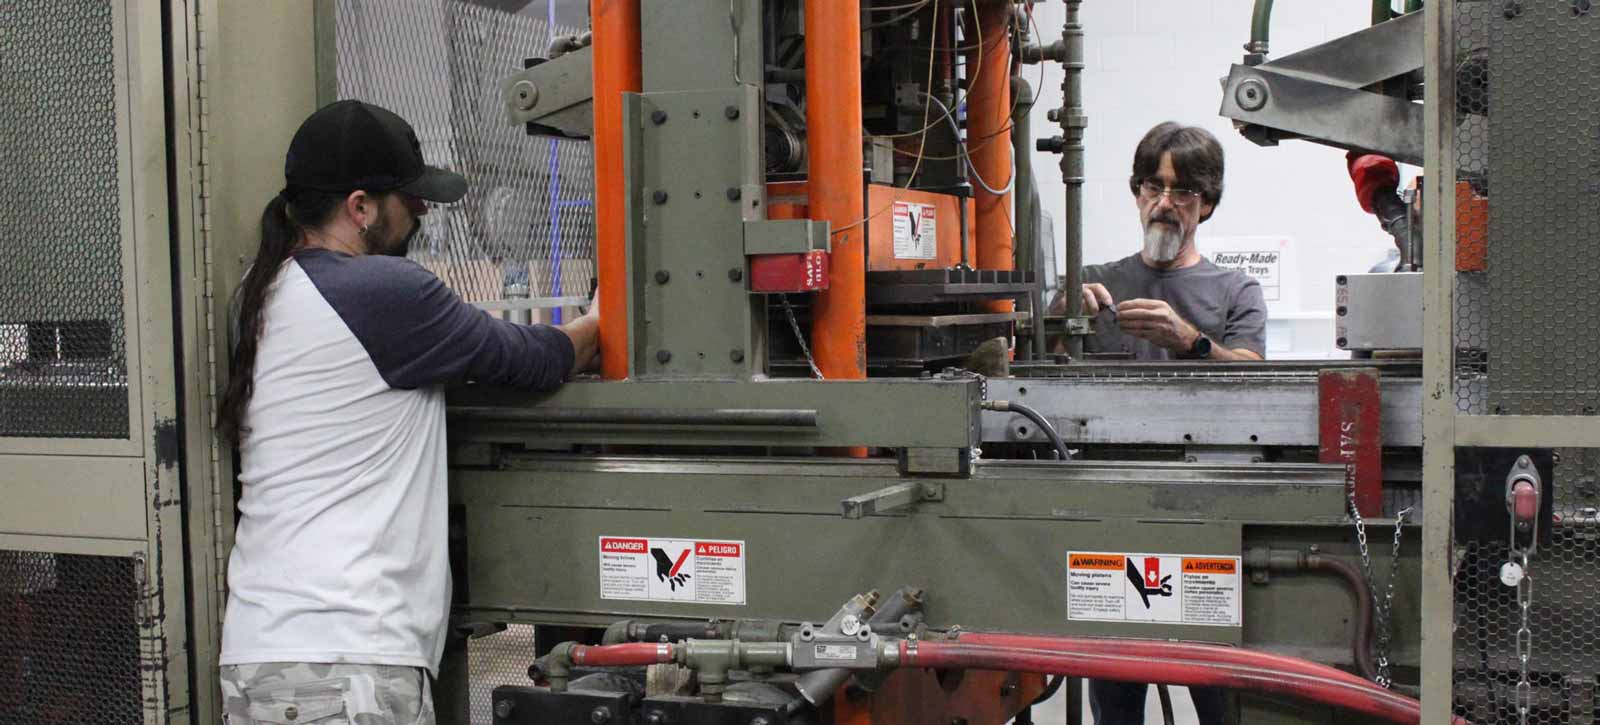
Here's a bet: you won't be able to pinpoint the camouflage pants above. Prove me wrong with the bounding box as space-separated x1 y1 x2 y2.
220 662 435 724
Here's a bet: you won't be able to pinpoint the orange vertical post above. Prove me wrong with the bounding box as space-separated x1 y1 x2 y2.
966 0 1014 311
592 0 641 379
805 0 867 384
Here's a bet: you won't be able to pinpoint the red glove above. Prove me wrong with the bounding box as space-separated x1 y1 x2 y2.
1346 151 1399 215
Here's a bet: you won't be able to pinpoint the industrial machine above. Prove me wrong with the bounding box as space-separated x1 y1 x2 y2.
1 1 1597 724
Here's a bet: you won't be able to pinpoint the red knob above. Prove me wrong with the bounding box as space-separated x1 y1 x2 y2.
1512 479 1539 524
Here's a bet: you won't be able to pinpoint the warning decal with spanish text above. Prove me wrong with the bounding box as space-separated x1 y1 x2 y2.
598 536 746 605
1066 551 1240 627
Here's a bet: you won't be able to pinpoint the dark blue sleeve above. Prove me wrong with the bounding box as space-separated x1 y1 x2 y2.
297 251 575 390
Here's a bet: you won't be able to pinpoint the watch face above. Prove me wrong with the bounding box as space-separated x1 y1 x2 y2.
1193 335 1212 357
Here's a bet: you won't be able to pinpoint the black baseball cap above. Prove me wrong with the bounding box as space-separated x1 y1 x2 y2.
284 99 467 203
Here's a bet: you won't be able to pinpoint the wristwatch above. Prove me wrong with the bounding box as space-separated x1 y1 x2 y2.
1185 333 1213 359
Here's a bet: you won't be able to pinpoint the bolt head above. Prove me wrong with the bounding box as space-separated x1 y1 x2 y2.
657 349 672 364
591 706 612 723
725 105 741 120
495 699 515 718
726 187 743 201
651 109 669 125
653 189 669 204
730 348 745 363
1235 78 1269 111
512 80 539 111
728 267 744 282
655 269 671 284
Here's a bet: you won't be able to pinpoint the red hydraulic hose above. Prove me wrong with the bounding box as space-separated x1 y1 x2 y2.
569 642 675 667
901 642 1464 725
956 632 1374 689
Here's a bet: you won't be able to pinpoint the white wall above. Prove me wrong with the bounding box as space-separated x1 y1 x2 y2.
1024 0 1417 358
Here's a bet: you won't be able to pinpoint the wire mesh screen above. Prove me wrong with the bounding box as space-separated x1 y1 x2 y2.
336 0 596 308
1453 450 1600 723
1451 0 1490 415
468 624 537 724
0 0 130 439
0 550 142 724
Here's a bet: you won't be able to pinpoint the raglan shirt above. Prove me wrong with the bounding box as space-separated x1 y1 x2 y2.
219 249 574 675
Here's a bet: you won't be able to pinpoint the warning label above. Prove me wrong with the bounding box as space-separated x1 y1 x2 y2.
598 536 746 605
1066 551 1240 627
892 201 938 260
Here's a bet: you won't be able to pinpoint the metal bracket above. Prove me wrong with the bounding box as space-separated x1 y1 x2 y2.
501 46 593 138
841 481 945 519
1065 316 1093 335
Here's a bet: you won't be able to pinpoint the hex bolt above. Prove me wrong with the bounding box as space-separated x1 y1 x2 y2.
725 105 741 120
1046 108 1061 122
726 187 742 201
1337 337 1349 348
655 270 671 284
495 699 515 719
1336 305 1348 317
650 109 669 125
653 190 670 205
728 267 744 282
730 348 745 363
591 706 612 723
657 349 672 364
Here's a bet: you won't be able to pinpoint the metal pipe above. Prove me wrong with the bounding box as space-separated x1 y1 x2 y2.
897 642 1445 724
967 0 1015 313
591 0 640 379
570 642 675 667
447 406 819 427
1061 0 1085 357
805 0 868 392
1243 547 1378 681
1012 75 1046 361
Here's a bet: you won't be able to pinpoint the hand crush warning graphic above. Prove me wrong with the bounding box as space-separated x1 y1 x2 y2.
599 536 747 605
650 546 692 591
1126 556 1174 609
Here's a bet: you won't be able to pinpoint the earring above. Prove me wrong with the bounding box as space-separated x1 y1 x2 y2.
360 224 369 235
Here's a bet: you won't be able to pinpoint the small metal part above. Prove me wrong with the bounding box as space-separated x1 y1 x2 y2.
651 109 669 125
726 187 742 201
285 706 299 721
591 705 612 723
655 270 671 284
1501 561 1525 587
511 80 539 111
730 348 745 363
1235 77 1268 111
839 614 860 636
653 190 669 205
495 699 515 718
656 350 672 364
1504 1 1522 18
644 712 668 725
728 267 743 282
725 105 740 120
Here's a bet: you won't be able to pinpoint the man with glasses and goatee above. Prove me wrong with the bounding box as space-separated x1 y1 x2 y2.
1053 122 1266 364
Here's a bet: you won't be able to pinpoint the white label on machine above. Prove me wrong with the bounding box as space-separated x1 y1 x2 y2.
813 644 859 661
892 201 938 260
1066 552 1240 627
598 536 746 605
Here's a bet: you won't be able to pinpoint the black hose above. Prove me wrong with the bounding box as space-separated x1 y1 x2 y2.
1157 683 1176 725
986 400 1071 460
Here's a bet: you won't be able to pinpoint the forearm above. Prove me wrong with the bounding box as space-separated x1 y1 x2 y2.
557 313 601 376
1208 345 1263 361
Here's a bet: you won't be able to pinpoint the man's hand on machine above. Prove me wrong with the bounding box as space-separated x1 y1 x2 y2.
1115 298 1200 353
1047 282 1115 316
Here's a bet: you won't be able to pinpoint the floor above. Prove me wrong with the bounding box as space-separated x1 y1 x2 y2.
1021 681 1202 725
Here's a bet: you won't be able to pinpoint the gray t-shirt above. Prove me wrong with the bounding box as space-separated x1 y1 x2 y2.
1082 253 1267 360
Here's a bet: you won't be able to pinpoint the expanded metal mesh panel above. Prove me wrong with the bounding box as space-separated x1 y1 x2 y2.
0 0 130 438
1454 450 1600 723
0 551 142 724
336 0 596 307
467 624 536 724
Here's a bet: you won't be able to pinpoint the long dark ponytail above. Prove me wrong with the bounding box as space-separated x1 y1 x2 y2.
217 189 345 442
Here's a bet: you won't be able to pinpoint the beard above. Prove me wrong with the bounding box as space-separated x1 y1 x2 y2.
364 212 422 258
1142 217 1185 263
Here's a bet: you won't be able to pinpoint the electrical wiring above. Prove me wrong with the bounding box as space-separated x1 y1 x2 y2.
922 91 1015 195
863 0 930 12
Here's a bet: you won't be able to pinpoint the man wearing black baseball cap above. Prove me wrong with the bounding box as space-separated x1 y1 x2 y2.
216 100 599 723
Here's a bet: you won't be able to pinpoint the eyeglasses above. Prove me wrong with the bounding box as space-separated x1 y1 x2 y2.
1137 180 1203 208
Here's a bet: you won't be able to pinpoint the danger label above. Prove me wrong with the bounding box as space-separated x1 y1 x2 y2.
598 536 746 605
1066 551 1240 627
892 201 937 260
